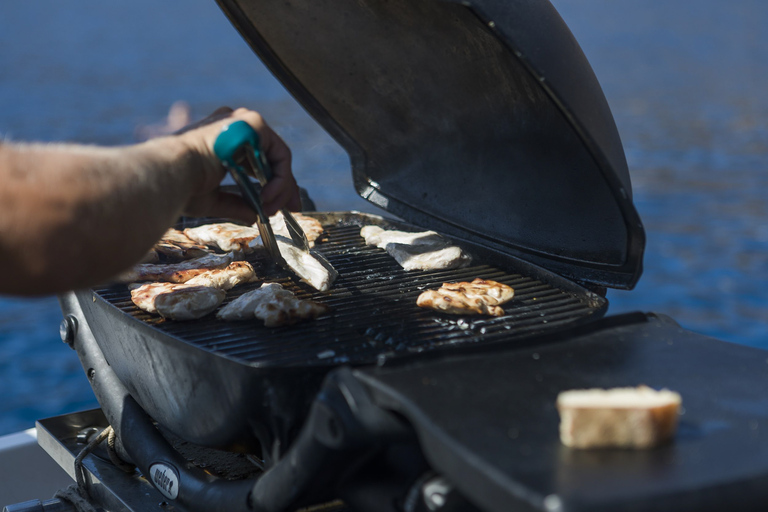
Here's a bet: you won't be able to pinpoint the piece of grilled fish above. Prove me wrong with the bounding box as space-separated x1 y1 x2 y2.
184 222 262 253
267 211 325 248
128 262 258 320
417 278 514 316
155 228 211 260
274 235 337 291
130 282 226 320
217 282 330 327
360 225 471 271
117 251 241 283
183 261 258 290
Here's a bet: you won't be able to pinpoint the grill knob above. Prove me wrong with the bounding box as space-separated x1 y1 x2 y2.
59 315 78 348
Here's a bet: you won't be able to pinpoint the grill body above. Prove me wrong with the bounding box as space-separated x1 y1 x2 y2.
63 212 606 454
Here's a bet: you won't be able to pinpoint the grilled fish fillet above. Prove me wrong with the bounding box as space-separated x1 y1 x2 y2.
118 252 240 283
360 226 471 271
387 244 471 272
267 211 324 248
130 282 226 320
178 219 334 290
140 249 160 264
155 228 211 260
184 222 262 253
129 262 256 319
361 226 443 247
416 278 514 316
184 261 258 290
217 282 330 327
275 236 337 292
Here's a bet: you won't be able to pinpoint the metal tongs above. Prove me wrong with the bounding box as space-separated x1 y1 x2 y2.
212 120 333 276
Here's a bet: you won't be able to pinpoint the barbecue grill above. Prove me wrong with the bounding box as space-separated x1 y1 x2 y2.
12 1 768 511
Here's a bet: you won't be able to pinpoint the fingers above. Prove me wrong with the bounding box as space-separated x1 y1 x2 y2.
262 177 301 216
179 107 301 219
259 142 299 215
185 190 259 224
225 108 301 214
236 111 300 212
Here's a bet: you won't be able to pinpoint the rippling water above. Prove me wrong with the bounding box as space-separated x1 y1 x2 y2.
555 0 768 343
1 0 766 435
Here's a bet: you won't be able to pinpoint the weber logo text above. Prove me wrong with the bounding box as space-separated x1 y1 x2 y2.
149 463 180 500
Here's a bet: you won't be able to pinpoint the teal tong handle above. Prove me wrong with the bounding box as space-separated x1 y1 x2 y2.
214 120 310 252
213 121 285 265
214 121 337 287
213 120 273 183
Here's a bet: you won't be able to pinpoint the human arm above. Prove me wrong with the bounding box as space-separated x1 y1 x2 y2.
0 108 300 296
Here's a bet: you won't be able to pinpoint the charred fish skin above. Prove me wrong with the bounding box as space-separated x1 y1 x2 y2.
417 289 504 316
116 251 241 284
442 278 515 303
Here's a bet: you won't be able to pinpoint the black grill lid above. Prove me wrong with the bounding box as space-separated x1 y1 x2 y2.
216 0 645 289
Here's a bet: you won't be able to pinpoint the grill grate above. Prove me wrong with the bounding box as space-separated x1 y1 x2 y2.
93 216 603 368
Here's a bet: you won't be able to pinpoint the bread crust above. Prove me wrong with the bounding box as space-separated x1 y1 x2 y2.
557 386 681 449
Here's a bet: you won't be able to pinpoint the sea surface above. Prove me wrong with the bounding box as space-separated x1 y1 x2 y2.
1 0 767 436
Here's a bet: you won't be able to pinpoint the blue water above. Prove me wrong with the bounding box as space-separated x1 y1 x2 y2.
555 0 768 343
1 0 767 436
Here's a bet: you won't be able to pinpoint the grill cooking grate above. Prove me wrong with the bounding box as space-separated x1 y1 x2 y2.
93 216 603 367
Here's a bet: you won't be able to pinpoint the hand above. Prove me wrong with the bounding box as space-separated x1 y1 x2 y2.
175 107 301 221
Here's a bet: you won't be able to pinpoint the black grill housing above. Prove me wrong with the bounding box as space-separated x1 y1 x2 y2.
71 212 605 453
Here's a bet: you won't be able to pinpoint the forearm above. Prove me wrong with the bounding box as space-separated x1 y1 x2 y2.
0 107 299 296
0 138 201 295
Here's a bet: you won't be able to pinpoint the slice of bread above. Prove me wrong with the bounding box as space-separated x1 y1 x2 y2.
557 386 682 449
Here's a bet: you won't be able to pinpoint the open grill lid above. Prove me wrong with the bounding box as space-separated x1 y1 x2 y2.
216 0 645 289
